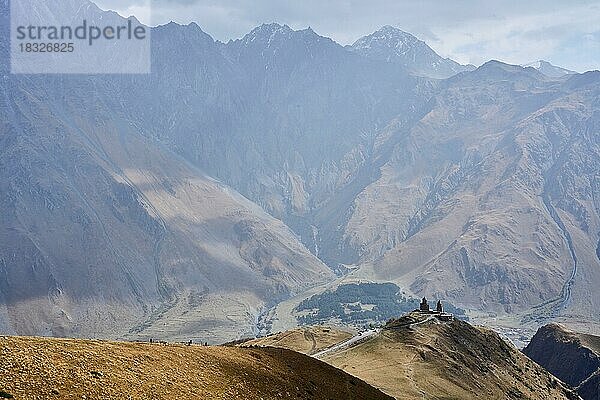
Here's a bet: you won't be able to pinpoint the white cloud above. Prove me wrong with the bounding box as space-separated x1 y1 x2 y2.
423 3 600 70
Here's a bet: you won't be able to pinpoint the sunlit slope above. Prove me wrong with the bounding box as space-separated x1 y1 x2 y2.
242 326 353 355
0 336 393 400
303 314 578 399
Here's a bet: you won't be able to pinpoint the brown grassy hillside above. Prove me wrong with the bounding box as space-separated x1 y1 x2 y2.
242 314 581 399
320 315 580 399
0 336 392 400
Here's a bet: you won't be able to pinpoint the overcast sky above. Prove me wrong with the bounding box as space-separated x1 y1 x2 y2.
94 0 600 72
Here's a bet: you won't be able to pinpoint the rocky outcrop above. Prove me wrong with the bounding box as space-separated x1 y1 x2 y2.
524 324 600 399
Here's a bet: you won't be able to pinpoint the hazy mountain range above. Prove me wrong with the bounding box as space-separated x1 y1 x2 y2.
0 0 598 343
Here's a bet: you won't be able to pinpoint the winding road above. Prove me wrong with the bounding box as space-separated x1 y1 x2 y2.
312 315 438 359
312 329 379 359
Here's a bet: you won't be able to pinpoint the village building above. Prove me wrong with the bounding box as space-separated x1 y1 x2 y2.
419 297 430 312
417 297 454 321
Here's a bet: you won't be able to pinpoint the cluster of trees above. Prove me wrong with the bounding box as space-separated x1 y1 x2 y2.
296 282 467 327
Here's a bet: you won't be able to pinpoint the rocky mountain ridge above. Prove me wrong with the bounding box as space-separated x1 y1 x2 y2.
349 25 476 78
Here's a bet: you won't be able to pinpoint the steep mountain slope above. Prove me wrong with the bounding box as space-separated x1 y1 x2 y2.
243 314 580 399
108 21 433 263
350 26 475 79
0 336 393 400
524 324 600 399
0 3 339 341
0 75 334 343
326 314 580 399
325 63 600 323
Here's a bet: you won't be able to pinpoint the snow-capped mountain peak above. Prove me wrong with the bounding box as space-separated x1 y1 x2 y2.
352 25 421 53
349 26 474 79
522 60 576 78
